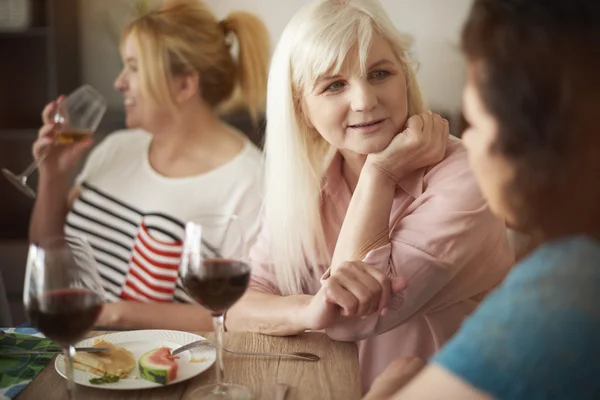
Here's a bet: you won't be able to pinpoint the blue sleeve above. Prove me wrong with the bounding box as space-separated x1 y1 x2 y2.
432 237 600 400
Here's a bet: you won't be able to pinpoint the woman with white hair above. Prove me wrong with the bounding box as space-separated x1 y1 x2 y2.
227 0 513 391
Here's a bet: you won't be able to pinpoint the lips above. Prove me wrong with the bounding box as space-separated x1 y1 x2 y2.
348 119 384 128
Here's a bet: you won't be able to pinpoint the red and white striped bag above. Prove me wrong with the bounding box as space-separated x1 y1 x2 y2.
120 222 182 302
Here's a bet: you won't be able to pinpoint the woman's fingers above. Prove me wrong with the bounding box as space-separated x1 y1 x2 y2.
420 111 434 137
322 279 359 317
41 95 66 125
326 261 405 317
41 102 56 125
391 276 407 293
331 269 378 316
38 123 55 139
32 137 53 161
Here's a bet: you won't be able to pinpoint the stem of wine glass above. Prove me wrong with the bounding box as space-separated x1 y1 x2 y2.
20 159 40 179
63 345 77 400
213 313 225 390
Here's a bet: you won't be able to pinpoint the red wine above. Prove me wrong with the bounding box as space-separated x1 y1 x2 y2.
27 289 103 346
183 259 250 315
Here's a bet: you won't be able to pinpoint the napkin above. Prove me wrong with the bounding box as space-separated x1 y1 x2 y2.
0 328 55 400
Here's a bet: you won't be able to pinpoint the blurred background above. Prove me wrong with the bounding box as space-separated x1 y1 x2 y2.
0 0 472 325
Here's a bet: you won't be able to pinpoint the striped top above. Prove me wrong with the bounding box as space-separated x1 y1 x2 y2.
65 129 263 303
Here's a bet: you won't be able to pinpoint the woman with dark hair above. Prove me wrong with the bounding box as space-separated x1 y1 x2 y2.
363 0 600 399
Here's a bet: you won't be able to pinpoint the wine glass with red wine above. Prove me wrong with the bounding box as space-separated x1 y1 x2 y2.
2 85 107 198
24 236 104 400
180 214 251 399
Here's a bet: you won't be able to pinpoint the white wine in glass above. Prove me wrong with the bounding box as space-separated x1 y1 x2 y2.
1 85 106 198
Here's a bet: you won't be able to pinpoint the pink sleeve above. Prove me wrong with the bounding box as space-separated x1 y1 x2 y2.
326 146 513 341
246 225 282 295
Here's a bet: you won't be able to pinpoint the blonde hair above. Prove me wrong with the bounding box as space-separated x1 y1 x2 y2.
122 0 270 123
264 0 426 295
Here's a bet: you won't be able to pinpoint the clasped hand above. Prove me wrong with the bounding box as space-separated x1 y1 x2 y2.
300 261 406 330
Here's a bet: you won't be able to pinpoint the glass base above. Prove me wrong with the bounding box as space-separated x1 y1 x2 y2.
2 169 36 198
191 383 252 399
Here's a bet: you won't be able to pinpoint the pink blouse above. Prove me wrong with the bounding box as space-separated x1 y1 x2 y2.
249 138 514 392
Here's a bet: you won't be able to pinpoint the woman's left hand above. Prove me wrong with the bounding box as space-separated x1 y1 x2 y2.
324 261 406 318
365 112 449 184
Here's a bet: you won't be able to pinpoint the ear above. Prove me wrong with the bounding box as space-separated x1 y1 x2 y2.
172 72 200 104
299 98 315 129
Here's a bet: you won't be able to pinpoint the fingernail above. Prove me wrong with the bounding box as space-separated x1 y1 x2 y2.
443 119 449 124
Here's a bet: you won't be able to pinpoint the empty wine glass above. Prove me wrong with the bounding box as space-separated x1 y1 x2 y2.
24 236 104 400
2 85 107 198
180 214 251 399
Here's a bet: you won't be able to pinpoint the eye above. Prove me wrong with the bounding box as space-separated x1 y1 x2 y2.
325 81 345 93
369 70 390 80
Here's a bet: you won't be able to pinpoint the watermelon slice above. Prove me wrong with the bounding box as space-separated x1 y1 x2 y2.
138 347 179 385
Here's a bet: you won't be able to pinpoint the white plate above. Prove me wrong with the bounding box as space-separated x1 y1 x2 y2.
54 329 216 390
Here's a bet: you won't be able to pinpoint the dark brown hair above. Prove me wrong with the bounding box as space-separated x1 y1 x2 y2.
462 0 600 237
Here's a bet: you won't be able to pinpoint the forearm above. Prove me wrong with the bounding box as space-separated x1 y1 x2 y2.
96 301 213 331
29 175 70 242
226 290 312 336
364 358 426 400
331 166 396 267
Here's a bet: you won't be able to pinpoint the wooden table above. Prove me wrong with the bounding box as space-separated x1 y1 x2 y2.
18 331 361 400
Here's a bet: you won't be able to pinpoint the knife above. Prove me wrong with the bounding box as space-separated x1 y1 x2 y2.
0 347 109 356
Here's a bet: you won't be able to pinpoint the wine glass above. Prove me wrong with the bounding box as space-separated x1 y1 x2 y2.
24 236 104 400
180 214 251 399
2 84 107 198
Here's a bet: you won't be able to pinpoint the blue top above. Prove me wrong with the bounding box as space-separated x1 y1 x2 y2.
433 236 600 400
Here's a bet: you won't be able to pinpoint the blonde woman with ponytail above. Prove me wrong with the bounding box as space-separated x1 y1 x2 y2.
226 0 513 392
29 0 270 330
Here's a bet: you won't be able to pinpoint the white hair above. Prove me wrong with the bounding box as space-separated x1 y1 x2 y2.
263 0 426 295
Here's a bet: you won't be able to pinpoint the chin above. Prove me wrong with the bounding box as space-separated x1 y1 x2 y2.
350 136 395 155
124 117 141 129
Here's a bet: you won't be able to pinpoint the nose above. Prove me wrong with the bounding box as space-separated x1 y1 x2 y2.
349 81 377 113
114 69 127 92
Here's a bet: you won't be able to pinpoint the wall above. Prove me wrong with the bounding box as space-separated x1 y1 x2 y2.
79 0 473 120
78 0 162 112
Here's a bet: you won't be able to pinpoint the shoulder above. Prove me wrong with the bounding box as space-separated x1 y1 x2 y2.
465 235 600 323
400 136 485 213
419 137 484 208
433 236 600 399
238 140 264 167
229 139 264 184
507 235 600 304
426 137 473 186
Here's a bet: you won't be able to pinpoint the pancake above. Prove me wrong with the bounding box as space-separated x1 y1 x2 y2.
71 339 135 378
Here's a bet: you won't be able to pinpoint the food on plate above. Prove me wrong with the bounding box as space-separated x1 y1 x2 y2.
72 339 135 378
89 373 121 385
138 347 179 385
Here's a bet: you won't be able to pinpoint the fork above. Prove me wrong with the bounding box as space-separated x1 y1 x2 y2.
172 339 320 361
